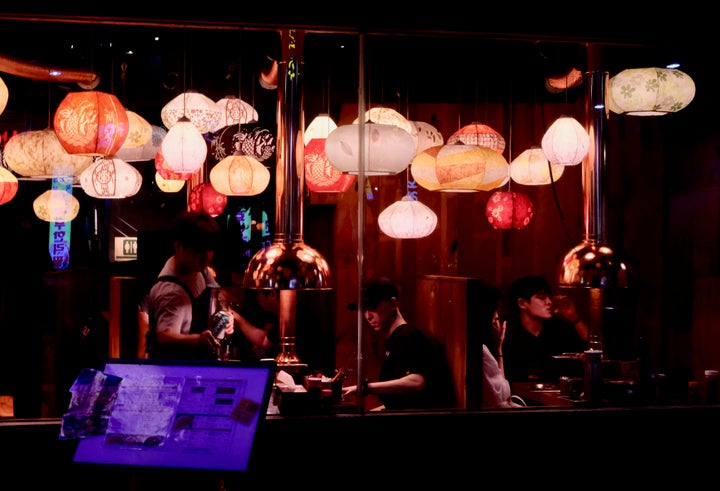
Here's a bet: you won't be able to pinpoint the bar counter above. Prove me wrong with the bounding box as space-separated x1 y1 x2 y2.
3 403 719 488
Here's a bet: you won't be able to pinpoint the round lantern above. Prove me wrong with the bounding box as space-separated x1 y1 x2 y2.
4 128 94 177
33 189 80 222
510 146 565 185
485 191 534 230
188 182 227 217
161 117 207 174
79 157 142 198
325 123 415 175
207 123 276 166
447 123 506 154
212 96 258 131
304 138 356 193
161 90 222 133
0 167 19 204
410 120 444 155
155 148 196 181
155 171 185 193
411 144 509 192
119 110 152 149
115 125 166 162
209 155 270 196
353 107 414 135
304 114 337 144
0 76 8 116
541 116 589 166
53 90 129 156
608 67 695 116
378 195 438 239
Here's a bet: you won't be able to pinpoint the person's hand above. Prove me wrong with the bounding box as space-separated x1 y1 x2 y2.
552 295 579 323
218 309 235 337
342 385 358 399
199 330 220 350
492 310 506 348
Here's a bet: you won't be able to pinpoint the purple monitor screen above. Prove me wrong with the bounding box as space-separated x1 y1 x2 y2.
73 359 276 472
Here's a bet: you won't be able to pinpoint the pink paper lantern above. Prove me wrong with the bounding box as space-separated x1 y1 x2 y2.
188 182 227 217
485 191 533 230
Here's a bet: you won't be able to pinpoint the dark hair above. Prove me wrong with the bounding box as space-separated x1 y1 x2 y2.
361 277 400 310
508 275 552 313
170 210 222 252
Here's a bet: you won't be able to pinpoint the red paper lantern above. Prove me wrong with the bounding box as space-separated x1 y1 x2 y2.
0 167 19 204
485 191 533 230
188 182 227 217
304 138 356 193
53 90 129 156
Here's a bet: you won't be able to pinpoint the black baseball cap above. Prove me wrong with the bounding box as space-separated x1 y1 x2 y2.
347 277 400 311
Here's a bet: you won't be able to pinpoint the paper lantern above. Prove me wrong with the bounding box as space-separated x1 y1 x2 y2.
115 125 166 162
410 120 444 155
4 128 94 177
378 195 437 239
485 191 533 230
209 155 270 196
304 138 356 193
0 76 8 116
53 90 129 156
33 189 79 222
155 148 196 181
161 90 222 133
188 182 227 217
212 96 258 131
541 116 589 166
119 110 152 149
0 167 18 204
207 123 276 166
304 114 337 144
155 171 185 193
325 123 415 175
353 107 414 135
411 144 509 192
79 157 142 198
510 146 565 185
608 67 695 116
160 117 207 174
447 123 506 154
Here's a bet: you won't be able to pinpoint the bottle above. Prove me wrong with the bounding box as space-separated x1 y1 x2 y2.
704 370 719 404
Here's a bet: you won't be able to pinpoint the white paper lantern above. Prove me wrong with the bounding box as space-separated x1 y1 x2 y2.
33 189 79 222
161 90 222 133
510 146 565 185
325 123 415 175
79 157 142 198
212 96 258 131
161 117 207 174
541 116 589 166
608 67 695 116
378 195 437 239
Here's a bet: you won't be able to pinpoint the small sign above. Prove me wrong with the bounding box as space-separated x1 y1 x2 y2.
115 237 138 261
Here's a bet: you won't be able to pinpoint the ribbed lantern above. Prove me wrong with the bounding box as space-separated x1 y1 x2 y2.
79 157 142 198
541 116 589 166
33 189 80 222
608 67 695 116
378 194 438 239
0 167 19 204
447 122 506 154
4 128 94 177
410 120 444 155
53 90 129 156
160 116 207 173
212 96 258 131
188 182 227 217
510 146 565 185
325 123 415 175
209 155 270 196
485 190 533 230
161 90 222 133
411 144 509 192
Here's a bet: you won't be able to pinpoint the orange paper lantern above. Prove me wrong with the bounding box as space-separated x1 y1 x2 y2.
209 155 270 196
53 90 129 156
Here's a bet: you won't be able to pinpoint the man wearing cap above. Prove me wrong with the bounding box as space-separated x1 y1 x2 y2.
342 277 454 410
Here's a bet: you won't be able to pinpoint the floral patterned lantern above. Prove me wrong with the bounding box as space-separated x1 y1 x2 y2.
411 144 509 192
161 90 222 133
211 96 258 131
608 67 695 116
0 167 18 204
304 138 355 193
79 157 142 198
209 155 270 196
541 116 589 166
4 128 94 177
115 125 166 162
118 110 152 149
188 182 227 217
206 123 276 166
485 190 533 230
33 189 79 222
53 90 129 156
510 146 565 185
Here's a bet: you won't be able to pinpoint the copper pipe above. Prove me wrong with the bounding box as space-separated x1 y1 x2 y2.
0 53 98 85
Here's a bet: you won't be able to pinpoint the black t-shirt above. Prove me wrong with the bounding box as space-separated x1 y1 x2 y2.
378 324 455 410
502 318 587 383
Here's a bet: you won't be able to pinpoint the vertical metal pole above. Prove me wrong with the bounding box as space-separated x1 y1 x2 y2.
356 32 366 413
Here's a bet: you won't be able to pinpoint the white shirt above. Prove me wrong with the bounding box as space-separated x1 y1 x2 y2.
482 344 515 408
